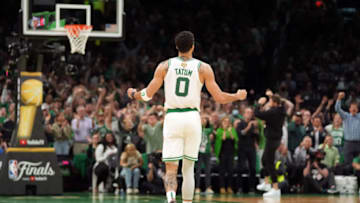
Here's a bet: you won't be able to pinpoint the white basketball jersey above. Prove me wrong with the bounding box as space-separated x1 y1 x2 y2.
164 57 203 111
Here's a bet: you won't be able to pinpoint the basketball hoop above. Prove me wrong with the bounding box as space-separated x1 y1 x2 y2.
64 24 92 55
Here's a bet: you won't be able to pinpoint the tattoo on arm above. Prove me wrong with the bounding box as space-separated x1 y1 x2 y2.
161 60 169 74
164 173 178 191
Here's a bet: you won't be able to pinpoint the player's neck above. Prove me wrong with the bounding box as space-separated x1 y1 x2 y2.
178 53 193 61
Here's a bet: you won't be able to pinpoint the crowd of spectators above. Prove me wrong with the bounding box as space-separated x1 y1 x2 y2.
0 0 360 195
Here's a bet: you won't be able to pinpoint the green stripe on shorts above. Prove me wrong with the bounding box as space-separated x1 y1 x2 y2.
184 155 198 161
166 108 198 114
162 156 183 162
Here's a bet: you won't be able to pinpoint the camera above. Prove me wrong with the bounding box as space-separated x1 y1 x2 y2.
308 149 326 163
6 35 31 65
148 152 163 168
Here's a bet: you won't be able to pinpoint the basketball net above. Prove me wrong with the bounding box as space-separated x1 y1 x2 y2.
64 24 92 55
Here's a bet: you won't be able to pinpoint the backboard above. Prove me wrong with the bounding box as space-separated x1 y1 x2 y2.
22 0 124 40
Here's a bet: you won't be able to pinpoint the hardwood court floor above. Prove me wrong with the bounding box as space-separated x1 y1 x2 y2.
0 193 359 203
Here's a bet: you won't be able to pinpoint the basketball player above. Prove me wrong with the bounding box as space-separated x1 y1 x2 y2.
127 31 247 203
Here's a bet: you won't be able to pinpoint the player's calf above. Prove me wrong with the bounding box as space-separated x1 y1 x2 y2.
164 162 179 203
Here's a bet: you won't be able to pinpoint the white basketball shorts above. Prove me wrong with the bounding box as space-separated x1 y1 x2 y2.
162 110 201 162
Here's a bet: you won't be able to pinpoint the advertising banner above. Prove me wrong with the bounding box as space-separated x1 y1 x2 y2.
0 148 63 195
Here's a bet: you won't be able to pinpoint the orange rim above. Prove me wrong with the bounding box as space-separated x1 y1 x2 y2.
64 24 92 37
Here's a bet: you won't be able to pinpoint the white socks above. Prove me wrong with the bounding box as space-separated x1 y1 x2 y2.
167 191 176 203
181 159 195 202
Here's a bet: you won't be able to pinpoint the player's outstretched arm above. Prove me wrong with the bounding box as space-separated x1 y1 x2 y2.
201 63 247 104
127 61 168 102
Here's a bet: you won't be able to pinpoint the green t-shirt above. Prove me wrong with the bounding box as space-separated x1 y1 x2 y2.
199 127 213 154
0 116 6 124
95 124 111 138
287 121 306 152
0 103 9 113
325 124 344 148
143 122 163 154
319 144 340 168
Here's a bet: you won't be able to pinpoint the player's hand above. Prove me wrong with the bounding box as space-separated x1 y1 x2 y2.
127 88 136 99
337 92 345 100
237 89 247 100
258 97 267 105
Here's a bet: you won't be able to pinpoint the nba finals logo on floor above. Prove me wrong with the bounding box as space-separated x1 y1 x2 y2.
8 160 55 182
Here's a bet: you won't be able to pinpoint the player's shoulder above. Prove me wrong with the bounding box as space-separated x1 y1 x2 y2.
156 59 171 73
197 59 210 67
198 61 212 73
159 59 170 67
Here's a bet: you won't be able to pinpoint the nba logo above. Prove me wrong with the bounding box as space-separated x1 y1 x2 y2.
8 160 18 180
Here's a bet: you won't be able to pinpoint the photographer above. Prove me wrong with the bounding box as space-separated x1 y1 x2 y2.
303 149 337 194
143 152 165 194
274 144 292 193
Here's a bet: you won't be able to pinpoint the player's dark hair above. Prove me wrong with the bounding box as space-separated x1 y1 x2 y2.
175 31 195 53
